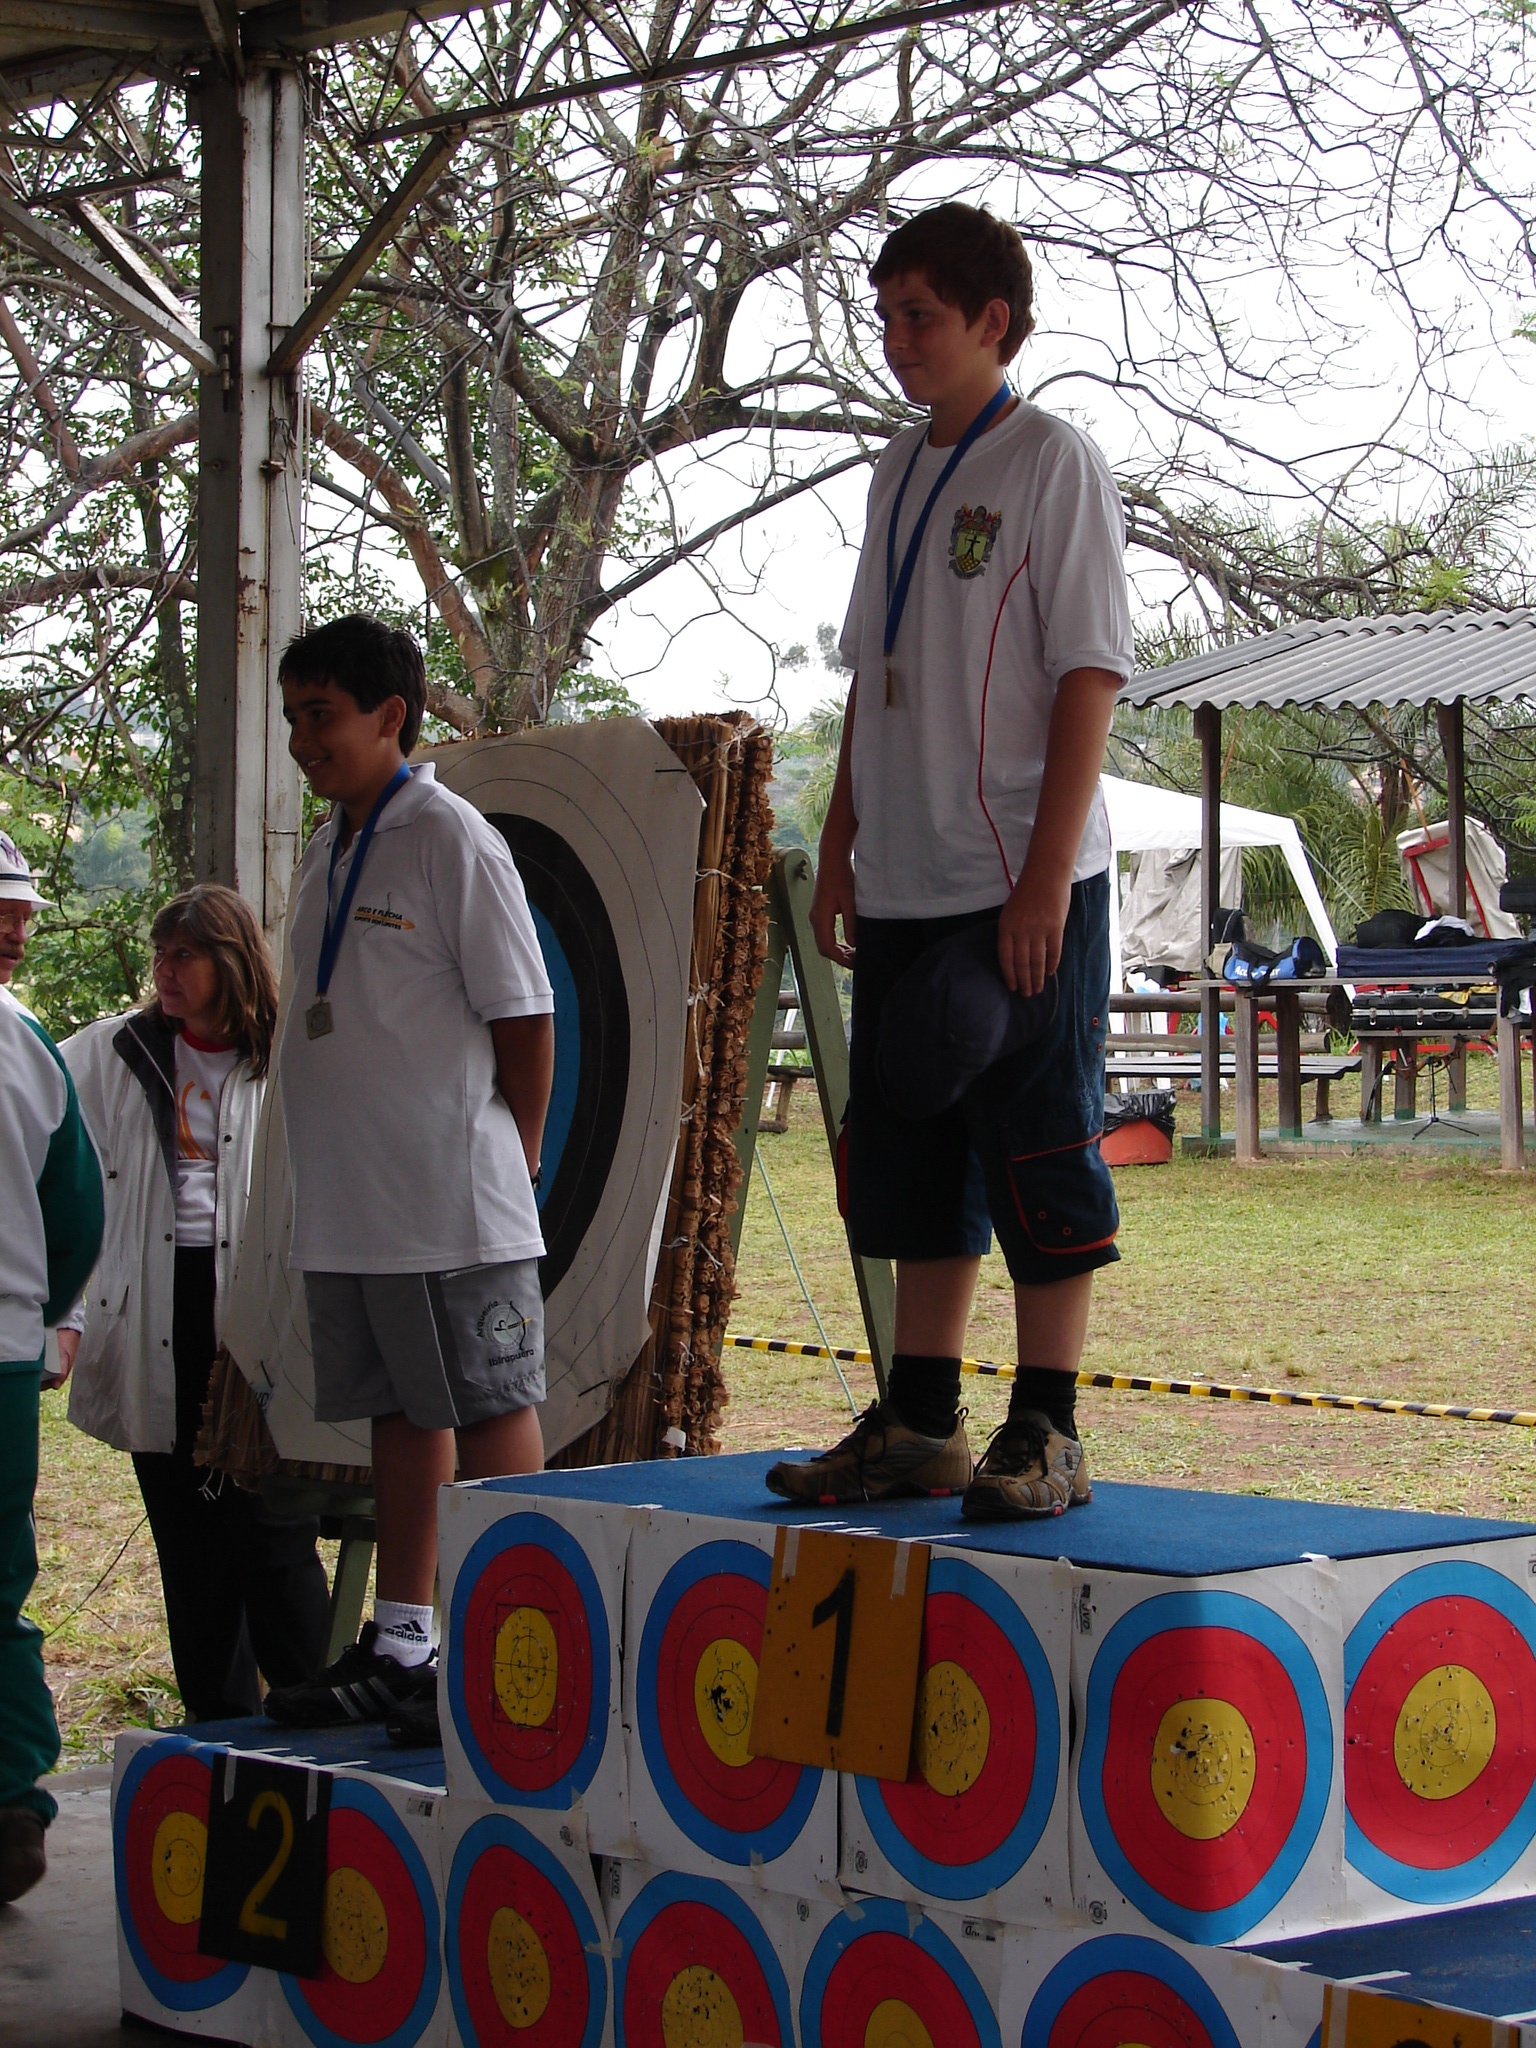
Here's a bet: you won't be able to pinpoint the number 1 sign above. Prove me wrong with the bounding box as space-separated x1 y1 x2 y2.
749 1527 930 1780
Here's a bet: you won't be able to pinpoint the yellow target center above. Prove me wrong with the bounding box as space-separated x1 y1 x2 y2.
914 1660 991 1797
660 1962 745 2047
321 1866 388 1985
1149 1696 1257 1840
865 1999 935 2048
487 1904 552 2029
150 1810 207 1925
494 1605 560 1729
694 1637 758 1768
1393 1663 1497 1800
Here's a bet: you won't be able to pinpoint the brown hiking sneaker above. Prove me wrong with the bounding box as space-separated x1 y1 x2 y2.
765 1401 973 1505
0 1804 46 1905
962 1410 1091 1520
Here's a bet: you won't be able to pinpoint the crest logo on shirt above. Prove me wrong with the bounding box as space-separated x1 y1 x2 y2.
353 893 415 931
949 502 1002 578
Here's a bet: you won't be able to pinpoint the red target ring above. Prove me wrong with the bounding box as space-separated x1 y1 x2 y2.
1347 1593 1536 1869
1102 1625 1305 1915
457 1842 590 2047
1050 1972 1224 2048
653 1570 799 1837
121 1751 227 1987
620 1898 785 2048
881 1587 1038 1866
288 1803 430 2045
461 1540 594 1797
818 1930 983 2048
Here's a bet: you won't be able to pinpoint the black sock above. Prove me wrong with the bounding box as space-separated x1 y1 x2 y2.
886 1354 963 1438
1008 1365 1078 1440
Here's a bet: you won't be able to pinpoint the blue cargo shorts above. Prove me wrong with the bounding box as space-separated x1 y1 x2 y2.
845 870 1120 1287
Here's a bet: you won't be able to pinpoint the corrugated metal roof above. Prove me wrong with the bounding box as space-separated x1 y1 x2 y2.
1122 608 1536 713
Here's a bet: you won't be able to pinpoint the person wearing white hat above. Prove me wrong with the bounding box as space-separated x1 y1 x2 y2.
0 829 103 1904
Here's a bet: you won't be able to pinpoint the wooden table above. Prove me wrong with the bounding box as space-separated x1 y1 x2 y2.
1224 973 1534 1169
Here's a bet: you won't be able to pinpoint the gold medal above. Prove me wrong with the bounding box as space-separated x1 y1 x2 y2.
305 998 334 1040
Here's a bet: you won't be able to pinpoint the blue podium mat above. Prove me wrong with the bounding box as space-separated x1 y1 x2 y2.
182 1716 447 1790
1245 1896 1536 2019
473 1451 1534 1577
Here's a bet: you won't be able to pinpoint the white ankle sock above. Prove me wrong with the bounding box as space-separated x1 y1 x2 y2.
372 1600 435 1667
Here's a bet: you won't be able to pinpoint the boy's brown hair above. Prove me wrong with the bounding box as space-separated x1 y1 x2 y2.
869 203 1035 363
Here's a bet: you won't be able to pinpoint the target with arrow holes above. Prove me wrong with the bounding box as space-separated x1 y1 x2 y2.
799 1897 1000 2048
446 1811 607 2048
1345 1559 1536 1904
1078 1588 1332 1943
114 1737 248 2015
1018 1934 1244 2048
854 1553 1060 1898
447 1510 613 1808
612 1868 794 2048
635 1537 821 1867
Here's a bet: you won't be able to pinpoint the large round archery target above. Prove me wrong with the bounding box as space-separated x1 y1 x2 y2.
799 1897 999 2048
448 1512 610 1807
446 1812 606 2048
492 816 630 1295
1345 1561 1536 1903
280 1780 440 2048
855 1555 1058 1897
433 726 698 1459
1019 1935 1243 2048
636 1538 819 1864
612 1869 794 2048
1079 1590 1332 1943
114 1739 248 2012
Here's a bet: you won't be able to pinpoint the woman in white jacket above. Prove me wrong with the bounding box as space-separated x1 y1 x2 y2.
57 886 329 1721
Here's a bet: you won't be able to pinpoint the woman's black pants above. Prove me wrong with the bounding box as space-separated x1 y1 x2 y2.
131 1248 331 1721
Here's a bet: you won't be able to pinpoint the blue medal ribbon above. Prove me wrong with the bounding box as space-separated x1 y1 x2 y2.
883 382 1012 671
315 761 411 1004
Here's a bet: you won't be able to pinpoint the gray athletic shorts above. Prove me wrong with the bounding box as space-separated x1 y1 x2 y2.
303 1261 546 1430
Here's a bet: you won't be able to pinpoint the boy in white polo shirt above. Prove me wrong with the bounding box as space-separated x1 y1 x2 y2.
768 203 1133 1520
264 614 554 1729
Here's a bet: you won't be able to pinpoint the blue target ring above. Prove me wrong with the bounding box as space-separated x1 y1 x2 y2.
446 1810 607 2048
447 1511 613 1807
1078 1590 1332 1944
1020 1934 1243 2048
855 1554 1060 1898
636 1539 821 1866
1345 1560 1536 1904
279 1778 441 2048
799 1896 999 2048
114 1735 249 2014
613 1869 795 2047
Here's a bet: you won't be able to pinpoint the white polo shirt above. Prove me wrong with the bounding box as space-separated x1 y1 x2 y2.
840 399 1134 918
280 762 554 1274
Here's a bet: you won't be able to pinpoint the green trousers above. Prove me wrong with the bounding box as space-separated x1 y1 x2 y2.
0 1368 59 1824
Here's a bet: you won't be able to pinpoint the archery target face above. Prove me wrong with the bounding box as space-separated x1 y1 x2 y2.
434 723 698 1458
630 1526 827 1878
850 1553 1064 1904
445 1505 615 1814
1345 1558 1536 1905
278 1778 441 2048
114 1735 250 2016
446 1810 607 2048
799 1897 1002 2048
1013 1934 1247 2048
1077 1586 1334 1944
611 1868 795 2048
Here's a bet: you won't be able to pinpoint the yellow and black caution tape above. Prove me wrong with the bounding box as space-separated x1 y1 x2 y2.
725 1334 1536 1430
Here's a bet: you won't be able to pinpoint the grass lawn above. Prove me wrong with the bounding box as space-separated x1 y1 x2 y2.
30 1055 1536 1762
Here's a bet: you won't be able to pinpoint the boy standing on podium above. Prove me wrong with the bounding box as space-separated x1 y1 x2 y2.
768 204 1133 1520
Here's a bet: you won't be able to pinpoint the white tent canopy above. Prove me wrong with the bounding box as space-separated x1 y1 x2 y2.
1100 775 1339 991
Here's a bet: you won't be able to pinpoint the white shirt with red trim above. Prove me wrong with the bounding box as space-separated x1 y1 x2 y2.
840 399 1134 918
173 1031 239 1246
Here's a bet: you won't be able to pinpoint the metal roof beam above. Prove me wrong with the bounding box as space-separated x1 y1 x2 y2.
0 47 158 108
65 195 196 327
27 162 185 206
0 192 216 372
195 0 244 79
0 3 204 50
266 126 461 376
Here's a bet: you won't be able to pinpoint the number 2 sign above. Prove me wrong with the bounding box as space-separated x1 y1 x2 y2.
199 1754 332 1976
749 1527 929 1780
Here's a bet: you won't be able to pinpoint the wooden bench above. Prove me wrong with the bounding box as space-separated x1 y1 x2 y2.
1107 992 1361 1122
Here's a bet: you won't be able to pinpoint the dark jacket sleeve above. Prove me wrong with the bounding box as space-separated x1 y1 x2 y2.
33 1036 105 1325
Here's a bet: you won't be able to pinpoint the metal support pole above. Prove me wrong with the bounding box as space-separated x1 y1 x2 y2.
1436 699 1467 923
1195 703 1223 1146
196 65 305 942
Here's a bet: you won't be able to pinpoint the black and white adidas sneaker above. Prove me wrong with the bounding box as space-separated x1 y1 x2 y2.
265 1622 437 1729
